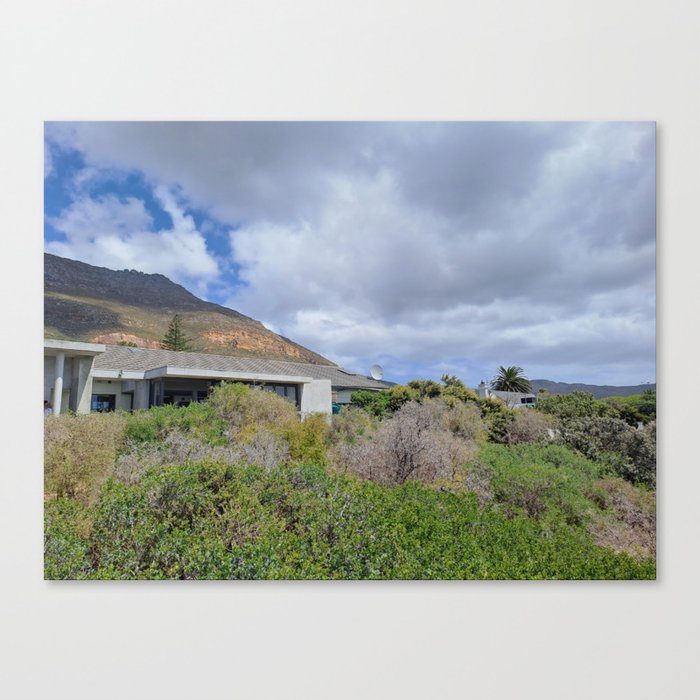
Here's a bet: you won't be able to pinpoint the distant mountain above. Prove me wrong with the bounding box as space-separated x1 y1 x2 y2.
44 253 333 365
529 379 656 399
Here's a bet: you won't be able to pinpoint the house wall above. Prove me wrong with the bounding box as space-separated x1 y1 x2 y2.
334 389 358 405
92 379 133 411
299 379 332 417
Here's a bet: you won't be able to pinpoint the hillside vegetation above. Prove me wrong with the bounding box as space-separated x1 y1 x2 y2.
45 380 655 580
44 253 332 364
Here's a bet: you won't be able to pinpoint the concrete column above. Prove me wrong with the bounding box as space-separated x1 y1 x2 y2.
299 379 332 419
53 352 65 414
73 357 95 414
133 380 150 410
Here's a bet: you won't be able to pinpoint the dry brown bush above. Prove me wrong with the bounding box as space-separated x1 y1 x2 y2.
502 410 554 445
457 461 495 507
334 401 478 485
44 412 127 503
588 478 656 559
114 429 290 483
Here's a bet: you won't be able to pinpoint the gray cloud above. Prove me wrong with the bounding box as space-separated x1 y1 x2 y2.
45 121 655 384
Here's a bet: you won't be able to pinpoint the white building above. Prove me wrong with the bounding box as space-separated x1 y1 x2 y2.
476 380 537 408
44 340 391 417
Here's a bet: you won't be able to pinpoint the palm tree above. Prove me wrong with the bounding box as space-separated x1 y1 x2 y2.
491 366 532 393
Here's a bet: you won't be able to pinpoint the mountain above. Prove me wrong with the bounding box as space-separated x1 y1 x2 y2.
44 253 333 365
529 379 656 399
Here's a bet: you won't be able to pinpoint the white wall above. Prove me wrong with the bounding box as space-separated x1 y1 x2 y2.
299 379 332 417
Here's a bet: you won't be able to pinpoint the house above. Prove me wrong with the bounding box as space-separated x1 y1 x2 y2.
44 339 391 417
475 380 537 408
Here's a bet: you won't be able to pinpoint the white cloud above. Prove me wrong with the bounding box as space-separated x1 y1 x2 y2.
46 122 655 384
46 190 219 286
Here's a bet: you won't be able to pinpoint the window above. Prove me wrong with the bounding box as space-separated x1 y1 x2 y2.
91 394 116 412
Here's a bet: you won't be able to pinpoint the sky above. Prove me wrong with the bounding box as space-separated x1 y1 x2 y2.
44 122 656 387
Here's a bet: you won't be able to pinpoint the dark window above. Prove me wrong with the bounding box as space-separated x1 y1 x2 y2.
91 394 116 412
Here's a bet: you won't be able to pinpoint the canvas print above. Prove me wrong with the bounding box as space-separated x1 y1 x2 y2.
43 122 656 580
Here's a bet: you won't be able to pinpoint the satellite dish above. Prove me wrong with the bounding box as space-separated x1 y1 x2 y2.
370 364 384 381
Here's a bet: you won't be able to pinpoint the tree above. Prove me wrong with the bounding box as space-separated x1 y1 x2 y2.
161 314 193 351
490 366 532 393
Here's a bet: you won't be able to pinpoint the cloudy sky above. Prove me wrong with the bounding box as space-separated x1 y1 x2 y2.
44 122 655 386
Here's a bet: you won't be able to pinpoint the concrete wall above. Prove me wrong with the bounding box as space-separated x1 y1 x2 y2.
69 356 96 413
299 379 332 417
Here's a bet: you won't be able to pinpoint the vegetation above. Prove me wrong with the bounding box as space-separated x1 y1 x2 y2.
45 376 656 580
161 313 193 351
605 390 656 425
491 366 532 393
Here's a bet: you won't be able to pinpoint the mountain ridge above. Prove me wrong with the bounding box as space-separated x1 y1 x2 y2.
44 253 334 365
529 379 656 399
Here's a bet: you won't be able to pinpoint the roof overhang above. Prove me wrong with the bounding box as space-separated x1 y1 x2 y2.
92 369 146 380
44 339 106 357
143 366 314 384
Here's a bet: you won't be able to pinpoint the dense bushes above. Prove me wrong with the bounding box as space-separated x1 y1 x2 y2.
44 380 656 579
45 460 655 580
558 417 656 487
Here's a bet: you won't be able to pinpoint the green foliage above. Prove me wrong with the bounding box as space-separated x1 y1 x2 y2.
605 390 656 426
491 366 532 393
475 397 516 443
45 458 655 580
534 391 656 487
407 379 442 399
440 374 479 406
386 384 419 412
350 389 392 417
208 382 298 435
117 340 138 347
124 401 226 445
44 498 92 579
478 443 600 524
281 413 329 463
536 391 619 420
161 313 193 351
558 417 656 487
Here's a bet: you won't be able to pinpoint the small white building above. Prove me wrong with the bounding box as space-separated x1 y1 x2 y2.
476 380 537 408
44 340 390 417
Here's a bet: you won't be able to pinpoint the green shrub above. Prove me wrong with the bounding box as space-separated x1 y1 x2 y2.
604 390 656 426
350 390 392 417
208 382 298 435
558 416 656 487
478 443 600 525
125 402 225 445
44 459 655 580
282 413 329 463
44 498 92 579
536 391 619 420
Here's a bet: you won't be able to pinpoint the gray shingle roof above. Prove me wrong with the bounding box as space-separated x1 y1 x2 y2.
94 345 392 390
